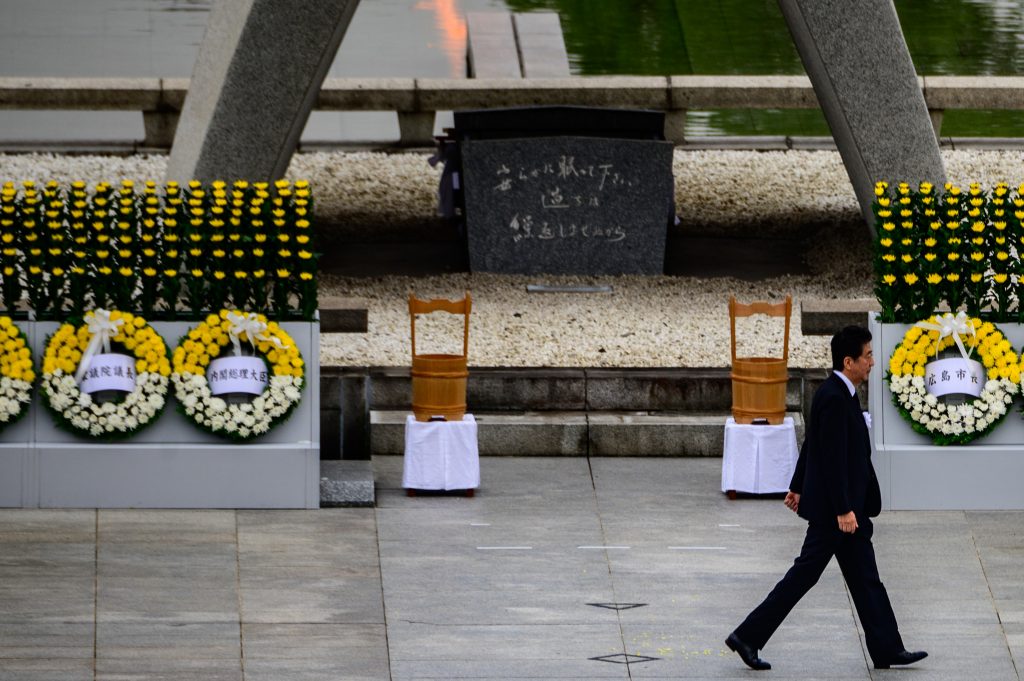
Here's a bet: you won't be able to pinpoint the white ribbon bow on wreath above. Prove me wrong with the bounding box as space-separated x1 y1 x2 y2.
914 311 977 361
225 311 283 356
74 308 125 384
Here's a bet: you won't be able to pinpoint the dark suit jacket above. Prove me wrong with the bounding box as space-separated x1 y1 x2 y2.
790 372 881 523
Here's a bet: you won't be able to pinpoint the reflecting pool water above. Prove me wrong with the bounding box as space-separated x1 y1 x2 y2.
1 0 1023 141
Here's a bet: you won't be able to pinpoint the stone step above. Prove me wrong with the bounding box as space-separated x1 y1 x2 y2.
319 460 375 507
369 410 805 458
352 367 819 413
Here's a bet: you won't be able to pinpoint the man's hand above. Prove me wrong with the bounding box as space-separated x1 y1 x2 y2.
784 492 800 513
837 511 858 534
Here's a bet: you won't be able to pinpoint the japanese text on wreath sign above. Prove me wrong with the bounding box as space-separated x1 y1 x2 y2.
491 155 636 244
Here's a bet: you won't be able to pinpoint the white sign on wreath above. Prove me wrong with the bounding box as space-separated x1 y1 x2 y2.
923 357 985 398
79 353 137 394
207 356 269 396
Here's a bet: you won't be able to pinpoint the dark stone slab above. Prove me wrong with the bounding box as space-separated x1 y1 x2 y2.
585 369 803 412
319 297 368 334
779 0 946 227
467 368 586 411
461 136 674 275
800 298 879 336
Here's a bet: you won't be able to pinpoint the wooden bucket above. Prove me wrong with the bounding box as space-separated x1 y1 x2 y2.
729 296 791 425
411 353 468 421
409 291 471 422
731 356 788 424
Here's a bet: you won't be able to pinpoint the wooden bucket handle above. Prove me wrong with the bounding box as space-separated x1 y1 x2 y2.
729 295 792 363
409 290 472 359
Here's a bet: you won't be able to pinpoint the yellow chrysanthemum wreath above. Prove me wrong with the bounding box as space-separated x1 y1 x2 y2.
887 315 1020 445
41 309 171 439
171 310 305 442
0 316 35 432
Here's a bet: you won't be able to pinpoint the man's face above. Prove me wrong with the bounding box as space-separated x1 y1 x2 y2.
844 341 874 385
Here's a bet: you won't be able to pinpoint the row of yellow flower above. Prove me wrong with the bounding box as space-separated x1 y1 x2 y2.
43 311 171 377
173 311 304 378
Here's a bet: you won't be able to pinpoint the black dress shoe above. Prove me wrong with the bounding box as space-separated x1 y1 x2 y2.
874 650 927 669
725 632 771 670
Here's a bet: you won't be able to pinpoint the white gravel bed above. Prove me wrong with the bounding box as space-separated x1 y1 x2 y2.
2 148 1022 368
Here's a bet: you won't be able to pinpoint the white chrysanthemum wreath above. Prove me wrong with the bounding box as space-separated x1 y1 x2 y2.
171 311 305 442
41 309 171 439
886 312 1020 446
0 315 35 432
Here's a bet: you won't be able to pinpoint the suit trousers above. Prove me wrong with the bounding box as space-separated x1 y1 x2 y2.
733 518 904 664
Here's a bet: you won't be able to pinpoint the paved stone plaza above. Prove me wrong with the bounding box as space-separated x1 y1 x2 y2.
1 457 1022 680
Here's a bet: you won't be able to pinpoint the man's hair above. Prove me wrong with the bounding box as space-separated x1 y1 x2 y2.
831 325 872 371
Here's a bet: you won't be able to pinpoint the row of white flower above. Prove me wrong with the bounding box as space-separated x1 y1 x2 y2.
44 372 168 438
888 373 1015 437
172 372 303 440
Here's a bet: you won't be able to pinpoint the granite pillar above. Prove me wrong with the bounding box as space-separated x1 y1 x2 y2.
778 0 946 228
166 0 360 183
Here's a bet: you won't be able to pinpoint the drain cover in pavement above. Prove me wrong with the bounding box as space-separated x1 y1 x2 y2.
587 602 647 611
590 653 659 664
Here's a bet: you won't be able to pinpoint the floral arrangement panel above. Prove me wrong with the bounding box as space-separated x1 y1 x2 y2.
0 179 318 320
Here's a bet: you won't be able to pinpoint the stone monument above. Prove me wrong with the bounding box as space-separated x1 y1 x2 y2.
778 0 946 228
166 0 360 183
461 136 673 275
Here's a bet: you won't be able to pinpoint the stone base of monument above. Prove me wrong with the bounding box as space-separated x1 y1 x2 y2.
869 316 1024 511
0 321 320 509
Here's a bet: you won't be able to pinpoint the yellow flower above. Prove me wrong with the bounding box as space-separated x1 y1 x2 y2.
903 273 919 285
994 273 1009 284
926 273 942 285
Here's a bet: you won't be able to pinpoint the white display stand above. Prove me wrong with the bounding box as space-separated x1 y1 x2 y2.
869 316 1024 510
721 417 799 496
402 414 480 492
0 320 320 509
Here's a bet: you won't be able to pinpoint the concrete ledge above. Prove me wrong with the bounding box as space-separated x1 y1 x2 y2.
670 75 818 109
320 460 375 506
370 410 589 456
586 369 803 412
0 77 162 109
923 75 1024 109
369 409 805 457
5 75 1024 116
801 298 880 335
416 76 672 111
589 411 805 457
317 77 417 110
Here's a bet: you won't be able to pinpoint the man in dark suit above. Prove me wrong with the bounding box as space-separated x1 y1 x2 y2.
726 325 927 671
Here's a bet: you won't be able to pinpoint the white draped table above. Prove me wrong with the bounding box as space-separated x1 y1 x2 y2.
721 416 799 496
402 414 480 494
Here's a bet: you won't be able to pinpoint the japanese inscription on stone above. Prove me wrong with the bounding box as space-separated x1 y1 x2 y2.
461 136 674 275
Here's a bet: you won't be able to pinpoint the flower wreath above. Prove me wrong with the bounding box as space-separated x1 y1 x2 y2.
170 311 305 442
41 309 171 439
0 316 35 432
887 312 1020 445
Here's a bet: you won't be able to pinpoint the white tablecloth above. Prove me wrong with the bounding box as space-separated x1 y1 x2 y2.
402 414 480 491
721 417 799 494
